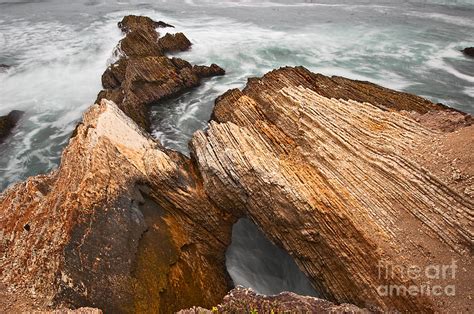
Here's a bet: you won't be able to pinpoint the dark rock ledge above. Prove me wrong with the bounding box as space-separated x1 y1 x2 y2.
0 110 24 143
462 47 474 57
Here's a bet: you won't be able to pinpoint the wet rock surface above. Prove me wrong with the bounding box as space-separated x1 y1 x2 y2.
96 15 225 130
0 110 24 143
462 47 474 57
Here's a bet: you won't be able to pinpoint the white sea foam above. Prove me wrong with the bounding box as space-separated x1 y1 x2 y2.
0 17 122 187
406 12 474 28
425 43 474 84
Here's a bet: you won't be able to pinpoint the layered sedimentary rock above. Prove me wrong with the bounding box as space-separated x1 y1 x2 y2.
0 100 234 313
97 15 224 130
190 67 473 312
0 110 23 143
178 287 366 313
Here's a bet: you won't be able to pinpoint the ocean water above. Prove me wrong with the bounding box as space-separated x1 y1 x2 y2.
1 0 473 297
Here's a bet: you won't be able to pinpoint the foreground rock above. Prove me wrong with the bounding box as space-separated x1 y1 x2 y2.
0 110 23 143
178 287 366 313
462 47 474 57
190 67 473 312
0 100 234 312
97 15 224 130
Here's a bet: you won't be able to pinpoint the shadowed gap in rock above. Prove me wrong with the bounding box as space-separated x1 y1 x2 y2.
225 218 319 297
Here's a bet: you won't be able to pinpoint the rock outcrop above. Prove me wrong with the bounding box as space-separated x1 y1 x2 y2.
178 287 366 313
0 110 23 143
2 55 473 313
462 47 474 58
0 100 235 313
97 15 224 130
190 67 473 312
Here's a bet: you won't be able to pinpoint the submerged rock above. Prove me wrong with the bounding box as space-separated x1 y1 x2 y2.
97 15 225 130
462 47 474 57
178 287 366 313
0 110 24 143
0 100 235 313
190 67 473 312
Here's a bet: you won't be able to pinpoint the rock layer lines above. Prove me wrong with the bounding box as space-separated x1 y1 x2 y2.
191 67 473 312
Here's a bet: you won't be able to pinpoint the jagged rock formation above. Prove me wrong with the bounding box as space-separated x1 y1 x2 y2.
2 58 473 313
190 67 473 312
97 15 224 130
0 110 23 143
462 47 474 57
178 287 366 313
0 100 235 313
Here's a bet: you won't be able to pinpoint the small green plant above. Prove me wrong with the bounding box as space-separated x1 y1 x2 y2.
250 309 258 314
211 306 218 313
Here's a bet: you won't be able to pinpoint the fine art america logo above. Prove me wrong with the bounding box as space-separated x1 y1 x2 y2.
377 260 457 297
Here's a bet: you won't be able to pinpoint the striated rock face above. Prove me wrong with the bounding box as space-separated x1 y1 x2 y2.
178 287 366 313
97 15 224 130
190 67 473 312
0 110 24 143
0 100 235 313
462 47 474 57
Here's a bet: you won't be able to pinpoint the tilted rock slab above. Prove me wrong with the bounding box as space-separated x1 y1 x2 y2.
0 100 234 313
97 15 225 130
190 66 473 312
